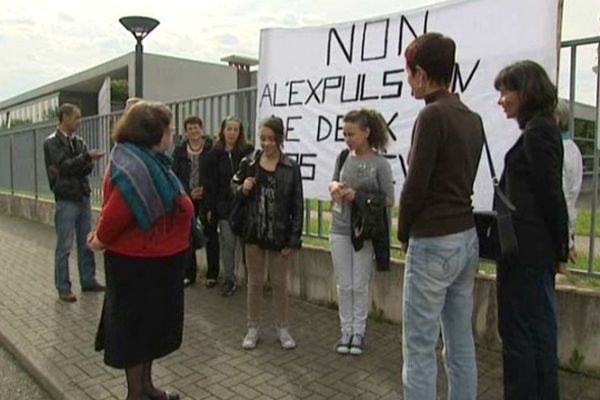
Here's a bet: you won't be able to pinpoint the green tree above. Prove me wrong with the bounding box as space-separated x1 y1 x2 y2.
110 79 129 103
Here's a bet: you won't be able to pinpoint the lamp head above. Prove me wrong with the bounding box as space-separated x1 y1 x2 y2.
119 16 159 41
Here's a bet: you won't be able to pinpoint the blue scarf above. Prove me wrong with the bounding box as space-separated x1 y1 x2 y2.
109 143 183 231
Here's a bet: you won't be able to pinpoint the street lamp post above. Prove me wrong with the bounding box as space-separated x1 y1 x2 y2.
119 16 160 98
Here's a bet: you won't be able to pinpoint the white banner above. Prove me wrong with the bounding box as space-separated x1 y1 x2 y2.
257 0 558 209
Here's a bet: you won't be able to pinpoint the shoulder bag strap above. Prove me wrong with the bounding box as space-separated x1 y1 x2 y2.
480 117 498 185
480 118 516 211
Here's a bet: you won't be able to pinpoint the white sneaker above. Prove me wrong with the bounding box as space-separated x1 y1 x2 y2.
335 332 353 354
276 326 296 349
242 327 259 349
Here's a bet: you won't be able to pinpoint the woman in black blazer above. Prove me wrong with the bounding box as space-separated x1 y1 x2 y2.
494 60 568 400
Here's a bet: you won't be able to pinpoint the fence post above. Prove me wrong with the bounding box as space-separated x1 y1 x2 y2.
569 45 577 136
9 135 14 195
33 129 38 200
588 43 600 274
305 199 311 236
317 200 323 237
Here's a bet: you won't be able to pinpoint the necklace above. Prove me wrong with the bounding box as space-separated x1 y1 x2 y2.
187 141 203 152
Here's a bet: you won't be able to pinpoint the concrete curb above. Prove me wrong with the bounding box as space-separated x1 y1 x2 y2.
0 318 78 400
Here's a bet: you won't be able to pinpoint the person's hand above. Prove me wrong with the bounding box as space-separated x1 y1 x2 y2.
281 248 294 257
556 262 569 276
243 177 256 195
329 181 345 202
87 231 105 252
190 187 203 200
568 247 577 264
401 241 408 254
341 187 356 203
206 211 212 223
88 149 105 160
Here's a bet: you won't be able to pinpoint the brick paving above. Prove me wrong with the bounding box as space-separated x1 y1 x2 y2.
0 212 599 399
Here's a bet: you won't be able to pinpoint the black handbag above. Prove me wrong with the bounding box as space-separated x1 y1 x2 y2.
229 152 259 237
191 215 206 249
229 194 247 237
474 122 519 261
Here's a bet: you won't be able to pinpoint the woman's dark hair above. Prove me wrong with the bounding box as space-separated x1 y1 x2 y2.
494 60 557 127
260 116 285 147
112 101 172 147
343 109 389 152
184 116 203 131
214 116 248 151
404 32 456 86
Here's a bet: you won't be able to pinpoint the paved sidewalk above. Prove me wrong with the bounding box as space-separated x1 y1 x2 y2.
0 213 598 400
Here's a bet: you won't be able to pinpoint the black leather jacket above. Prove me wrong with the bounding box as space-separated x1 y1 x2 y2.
498 113 569 266
351 190 390 271
232 151 303 250
43 130 93 201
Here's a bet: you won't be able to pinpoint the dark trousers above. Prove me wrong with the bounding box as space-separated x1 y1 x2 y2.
185 205 220 283
184 249 198 283
497 261 559 400
203 216 220 280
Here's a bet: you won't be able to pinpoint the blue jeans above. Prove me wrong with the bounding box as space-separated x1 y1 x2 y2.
497 262 558 400
219 219 242 283
402 228 478 400
54 197 97 293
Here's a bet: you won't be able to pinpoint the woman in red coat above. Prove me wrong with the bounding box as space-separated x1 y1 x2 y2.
88 101 193 400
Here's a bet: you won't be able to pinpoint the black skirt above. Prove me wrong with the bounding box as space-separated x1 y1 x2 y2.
95 251 185 369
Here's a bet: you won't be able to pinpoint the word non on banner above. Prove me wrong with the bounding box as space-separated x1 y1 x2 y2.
257 0 559 208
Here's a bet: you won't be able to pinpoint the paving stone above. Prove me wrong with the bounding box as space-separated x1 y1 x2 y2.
205 383 236 399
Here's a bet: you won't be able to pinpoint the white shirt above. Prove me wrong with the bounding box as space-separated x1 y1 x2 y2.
562 135 583 248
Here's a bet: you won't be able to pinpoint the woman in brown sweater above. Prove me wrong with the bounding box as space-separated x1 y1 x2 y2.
398 32 483 400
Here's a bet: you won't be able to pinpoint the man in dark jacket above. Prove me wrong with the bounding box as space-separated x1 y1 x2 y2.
43 103 105 302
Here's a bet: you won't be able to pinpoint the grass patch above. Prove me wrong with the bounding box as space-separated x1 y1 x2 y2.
575 209 600 237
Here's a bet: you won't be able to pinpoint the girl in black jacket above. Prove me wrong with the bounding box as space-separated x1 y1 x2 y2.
233 116 303 350
206 117 253 296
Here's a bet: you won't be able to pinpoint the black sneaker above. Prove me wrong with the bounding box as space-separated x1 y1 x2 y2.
335 333 353 354
183 278 195 288
221 280 237 297
350 334 364 355
205 279 217 288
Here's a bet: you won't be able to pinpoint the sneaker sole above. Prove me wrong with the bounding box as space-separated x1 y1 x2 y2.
221 288 236 297
279 341 296 350
336 347 350 354
349 348 363 355
242 338 260 350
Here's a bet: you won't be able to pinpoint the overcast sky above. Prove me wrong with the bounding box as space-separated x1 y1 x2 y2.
1 0 598 103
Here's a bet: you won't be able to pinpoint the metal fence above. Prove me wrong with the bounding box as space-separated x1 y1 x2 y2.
561 36 600 276
0 88 258 206
1 37 599 277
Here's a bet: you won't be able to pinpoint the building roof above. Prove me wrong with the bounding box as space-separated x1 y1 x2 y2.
220 55 259 67
0 52 246 110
